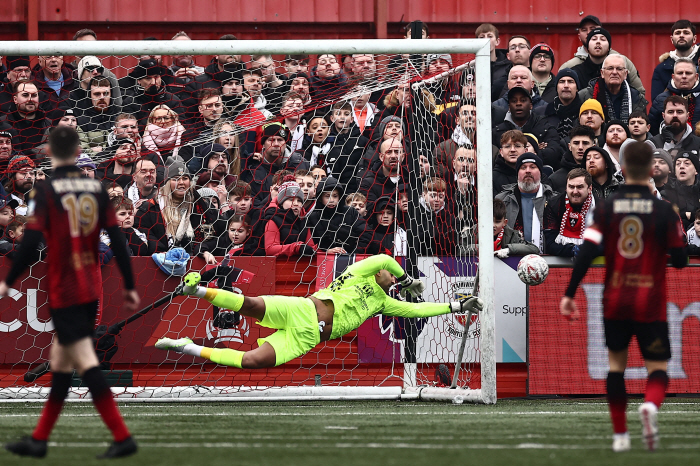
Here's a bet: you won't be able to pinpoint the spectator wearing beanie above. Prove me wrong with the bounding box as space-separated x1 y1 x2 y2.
262 178 317 257
662 150 700 231
529 43 557 103
535 68 583 136
578 98 606 143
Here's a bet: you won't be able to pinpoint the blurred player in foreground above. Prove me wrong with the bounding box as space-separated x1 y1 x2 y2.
560 141 687 453
156 254 483 368
0 127 140 459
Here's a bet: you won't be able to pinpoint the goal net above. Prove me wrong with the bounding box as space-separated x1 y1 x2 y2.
0 39 494 403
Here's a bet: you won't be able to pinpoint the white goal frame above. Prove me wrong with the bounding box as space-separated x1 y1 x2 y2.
0 39 494 404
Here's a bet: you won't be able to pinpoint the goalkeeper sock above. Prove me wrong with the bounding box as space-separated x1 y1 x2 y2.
179 344 244 368
644 370 668 408
202 288 244 312
206 348 244 368
606 371 628 434
32 372 71 441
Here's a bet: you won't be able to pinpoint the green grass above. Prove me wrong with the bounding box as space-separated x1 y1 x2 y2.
1 399 699 465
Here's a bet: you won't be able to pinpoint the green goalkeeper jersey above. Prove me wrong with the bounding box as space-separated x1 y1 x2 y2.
312 254 451 340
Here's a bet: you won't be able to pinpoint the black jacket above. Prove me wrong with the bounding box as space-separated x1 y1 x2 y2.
548 151 582 194
359 158 406 203
492 155 517 196
492 112 565 170
534 95 583 138
648 80 700 136
651 51 700 102
357 196 397 255
649 132 700 153
490 49 512 102
325 125 368 194
662 179 700 232
0 108 51 153
122 86 184 129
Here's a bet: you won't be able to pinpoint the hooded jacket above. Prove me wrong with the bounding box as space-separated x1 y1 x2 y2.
492 111 565 170
662 178 700 232
588 147 624 200
325 125 368 194
648 79 700 135
651 45 700 102
357 196 399 255
305 177 366 253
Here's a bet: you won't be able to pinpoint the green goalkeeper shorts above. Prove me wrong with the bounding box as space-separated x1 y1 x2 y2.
257 295 321 366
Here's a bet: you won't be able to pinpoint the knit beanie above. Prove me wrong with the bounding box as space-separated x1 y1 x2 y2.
579 98 605 119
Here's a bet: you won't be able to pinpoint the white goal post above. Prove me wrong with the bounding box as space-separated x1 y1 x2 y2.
0 38 494 404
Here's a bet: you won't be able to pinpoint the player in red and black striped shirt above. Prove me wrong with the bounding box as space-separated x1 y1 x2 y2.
0 127 140 459
560 141 687 453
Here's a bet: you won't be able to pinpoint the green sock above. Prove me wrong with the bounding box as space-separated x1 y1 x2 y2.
204 288 244 312
209 348 244 368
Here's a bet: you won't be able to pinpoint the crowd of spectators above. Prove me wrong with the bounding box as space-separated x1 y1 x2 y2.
2 19 700 266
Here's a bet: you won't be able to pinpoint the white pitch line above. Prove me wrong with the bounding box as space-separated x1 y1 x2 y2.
3 410 700 418
40 441 700 450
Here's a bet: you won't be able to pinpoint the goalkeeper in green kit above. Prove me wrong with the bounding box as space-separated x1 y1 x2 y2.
156 254 483 368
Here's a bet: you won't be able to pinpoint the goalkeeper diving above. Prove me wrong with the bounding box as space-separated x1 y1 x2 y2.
156 254 483 368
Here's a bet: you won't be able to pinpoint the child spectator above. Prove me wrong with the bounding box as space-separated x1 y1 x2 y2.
416 177 455 255
493 198 540 258
310 165 328 188
199 214 261 263
295 169 317 214
686 209 700 256
223 181 254 218
0 200 15 238
326 102 368 193
112 196 152 256
306 177 366 254
357 196 407 256
103 181 124 200
262 179 318 257
295 116 332 166
0 215 25 258
345 192 367 217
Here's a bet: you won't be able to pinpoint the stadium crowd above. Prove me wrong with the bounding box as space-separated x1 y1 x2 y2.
1 18 700 267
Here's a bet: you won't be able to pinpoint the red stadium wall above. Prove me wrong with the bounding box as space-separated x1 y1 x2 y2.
2 1 700 97
529 266 700 396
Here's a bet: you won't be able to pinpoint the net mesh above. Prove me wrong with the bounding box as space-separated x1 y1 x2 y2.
0 49 483 399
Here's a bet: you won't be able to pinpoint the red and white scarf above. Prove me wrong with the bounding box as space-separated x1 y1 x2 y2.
494 228 505 251
555 195 594 246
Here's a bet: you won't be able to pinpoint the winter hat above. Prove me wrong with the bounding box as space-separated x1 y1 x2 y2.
77 56 103 79
579 98 605 119
315 176 345 199
76 153 96 170
277 180 304 205
164 155 190 179
617 138 636 167
652 149 673 168
584 146 612 166
523 133 540 155
196 187 218 200
579 15 602 29
0 130 12 140
555 68 581 91
426 53 453 67
674 149 700 173
5 56 30 70
202 143 228 168
377 115 404 138
507 86 532 102
131 58 168 79
515 152 543 173
8 155 35 173
606 119 631 138
529 43 555 67
152 248 190 276
586 28 612 49
260 122 290 146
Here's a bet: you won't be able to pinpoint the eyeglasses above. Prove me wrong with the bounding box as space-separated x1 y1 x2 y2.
532 53 551 61
502 144 525 150
153 116 175 123
508 44 529 51
201 102 223 110
603 67 626 73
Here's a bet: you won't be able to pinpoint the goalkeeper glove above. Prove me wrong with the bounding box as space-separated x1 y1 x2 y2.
450 296 484 314
399 276 425 298
494 248 509 259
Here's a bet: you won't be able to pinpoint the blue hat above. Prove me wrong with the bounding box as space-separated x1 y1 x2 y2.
152 248 190 276
555 68 581 91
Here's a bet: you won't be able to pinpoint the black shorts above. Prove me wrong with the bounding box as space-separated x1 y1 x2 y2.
50 301 98 345
604 319 671 361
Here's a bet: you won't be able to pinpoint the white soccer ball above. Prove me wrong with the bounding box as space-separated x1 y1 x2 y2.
517 254 549 286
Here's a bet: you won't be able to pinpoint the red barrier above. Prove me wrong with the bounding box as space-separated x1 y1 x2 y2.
529 267 700 395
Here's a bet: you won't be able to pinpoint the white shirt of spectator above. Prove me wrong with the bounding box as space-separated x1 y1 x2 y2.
687 227 700 246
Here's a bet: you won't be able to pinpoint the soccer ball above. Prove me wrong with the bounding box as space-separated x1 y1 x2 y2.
517 254 549 286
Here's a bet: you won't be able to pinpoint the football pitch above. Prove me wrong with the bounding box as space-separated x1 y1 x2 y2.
1 399 699 465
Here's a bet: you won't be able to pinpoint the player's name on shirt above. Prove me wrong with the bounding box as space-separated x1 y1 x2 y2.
51 178 101 194
612 198 653 214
